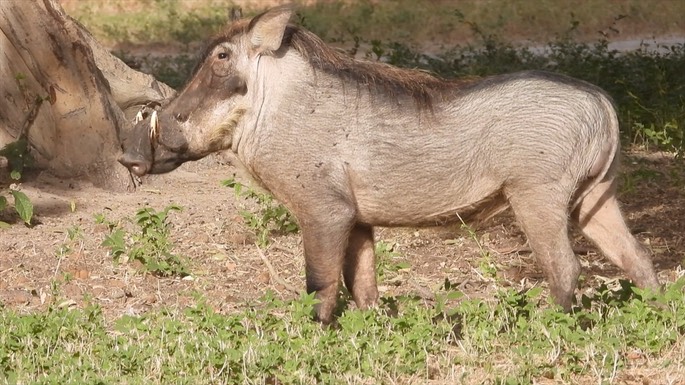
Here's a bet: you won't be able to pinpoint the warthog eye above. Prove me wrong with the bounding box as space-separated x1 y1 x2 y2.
218 52 228 60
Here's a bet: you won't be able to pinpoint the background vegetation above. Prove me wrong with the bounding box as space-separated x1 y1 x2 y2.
66 0 685 154
67 0 685 47
2 1 684 384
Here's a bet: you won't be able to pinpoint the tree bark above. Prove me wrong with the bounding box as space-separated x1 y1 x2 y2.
0 0 175 191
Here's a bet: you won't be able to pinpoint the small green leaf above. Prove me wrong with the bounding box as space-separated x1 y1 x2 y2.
0 196 6 211
102 228 126 258
0 221 10 229
10 170 21 180
526 286 544 299
445 290 464 301
10 190 33 225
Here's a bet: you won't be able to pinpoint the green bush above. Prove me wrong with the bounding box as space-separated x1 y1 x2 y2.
0 138 34 227
100 205 189 277
222 178 299 248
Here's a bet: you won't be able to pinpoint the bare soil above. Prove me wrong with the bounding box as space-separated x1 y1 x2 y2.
1 151 684 322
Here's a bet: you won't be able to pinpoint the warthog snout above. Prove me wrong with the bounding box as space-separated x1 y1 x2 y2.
119 144 190 176
118 153 150 177
120 106 195 176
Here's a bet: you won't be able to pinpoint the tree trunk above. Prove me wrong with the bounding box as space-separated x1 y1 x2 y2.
0 0 175 191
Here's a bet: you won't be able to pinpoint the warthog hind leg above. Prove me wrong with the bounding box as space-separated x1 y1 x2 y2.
343 224 379 310
508 188 580 311
572 178 660 290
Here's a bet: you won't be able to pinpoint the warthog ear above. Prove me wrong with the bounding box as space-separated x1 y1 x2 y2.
248 5 293 55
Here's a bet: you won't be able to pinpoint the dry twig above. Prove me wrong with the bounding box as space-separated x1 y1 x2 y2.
255 244 300 294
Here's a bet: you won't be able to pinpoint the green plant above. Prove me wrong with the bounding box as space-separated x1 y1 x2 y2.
636 121 683 155
456 217 498 280
54 225 84 260
101 205 189 277
0 139 34 227
0 186 32 228
222 178 298 248
0 137 33 181
2 276 685 384
375 240 410 282
0 74 42 227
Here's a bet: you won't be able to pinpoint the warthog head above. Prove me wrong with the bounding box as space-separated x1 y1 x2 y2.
119 6 291 176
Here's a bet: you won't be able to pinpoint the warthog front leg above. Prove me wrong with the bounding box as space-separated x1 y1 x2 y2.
343 224 379 310
301 204 356 324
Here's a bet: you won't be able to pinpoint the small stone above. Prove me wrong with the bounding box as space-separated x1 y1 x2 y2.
257 271 270 284
57 299 77 309
75 269 90 280
110 288 126 299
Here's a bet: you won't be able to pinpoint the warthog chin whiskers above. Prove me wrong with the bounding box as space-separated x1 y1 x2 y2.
208 107 246 150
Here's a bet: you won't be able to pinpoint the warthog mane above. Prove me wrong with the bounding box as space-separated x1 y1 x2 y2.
198 19 473 110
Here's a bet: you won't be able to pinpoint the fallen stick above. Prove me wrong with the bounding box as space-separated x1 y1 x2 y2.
255 244 300 294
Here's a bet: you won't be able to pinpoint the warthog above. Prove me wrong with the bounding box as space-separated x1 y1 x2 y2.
119 6 659 323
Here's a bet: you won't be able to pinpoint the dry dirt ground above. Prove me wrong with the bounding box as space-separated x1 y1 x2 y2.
1 150 684 322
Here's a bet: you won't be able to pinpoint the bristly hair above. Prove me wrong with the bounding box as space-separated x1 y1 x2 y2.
194 19 468 109
284 25 467 110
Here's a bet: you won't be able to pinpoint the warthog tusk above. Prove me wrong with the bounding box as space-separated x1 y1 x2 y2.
149 110 160 143
134 110 144 124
